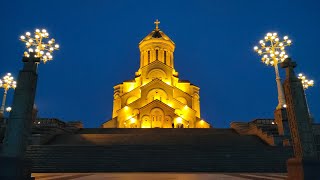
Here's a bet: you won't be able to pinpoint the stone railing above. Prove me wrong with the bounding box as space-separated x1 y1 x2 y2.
231 121 281 146
31 125 78 145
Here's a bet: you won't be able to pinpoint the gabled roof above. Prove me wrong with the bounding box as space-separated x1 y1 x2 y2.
139 99 175 112
140 59 174 71
141 78 192 98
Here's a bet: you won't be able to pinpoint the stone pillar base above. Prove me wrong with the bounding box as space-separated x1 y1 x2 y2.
0 156 34 180
274 108 289 136
287 158 320 180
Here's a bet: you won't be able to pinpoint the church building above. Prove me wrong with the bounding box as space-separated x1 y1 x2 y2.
102 20 210 128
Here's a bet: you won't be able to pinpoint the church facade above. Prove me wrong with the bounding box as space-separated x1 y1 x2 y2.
102 20 210 128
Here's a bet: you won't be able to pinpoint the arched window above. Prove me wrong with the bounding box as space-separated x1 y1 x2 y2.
164 51 167 64
147 89 167 103
148 51 150 63
156 50 158 60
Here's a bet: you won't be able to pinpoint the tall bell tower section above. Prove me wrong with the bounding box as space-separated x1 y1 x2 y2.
138 20 175 69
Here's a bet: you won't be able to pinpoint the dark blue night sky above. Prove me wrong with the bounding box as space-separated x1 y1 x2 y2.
1 0 319 127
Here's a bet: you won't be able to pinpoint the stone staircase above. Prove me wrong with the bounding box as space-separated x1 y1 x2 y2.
26 128 292 173
231 121 283 146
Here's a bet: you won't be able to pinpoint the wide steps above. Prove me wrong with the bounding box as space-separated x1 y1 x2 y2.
26 128 293 173
47 134 269 146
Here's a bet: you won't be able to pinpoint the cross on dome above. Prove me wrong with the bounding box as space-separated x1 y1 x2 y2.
154 19 160 30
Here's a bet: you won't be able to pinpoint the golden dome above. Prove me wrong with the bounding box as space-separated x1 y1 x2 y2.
139 20 175 45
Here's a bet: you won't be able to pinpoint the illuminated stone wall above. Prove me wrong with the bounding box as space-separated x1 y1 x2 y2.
102 25 210 128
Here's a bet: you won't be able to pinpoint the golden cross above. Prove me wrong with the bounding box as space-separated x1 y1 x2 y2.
154 19 160 30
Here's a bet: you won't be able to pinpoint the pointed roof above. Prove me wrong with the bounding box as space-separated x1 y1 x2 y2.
139 20 175 45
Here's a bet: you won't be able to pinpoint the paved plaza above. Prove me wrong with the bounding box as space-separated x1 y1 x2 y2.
32 173 287 180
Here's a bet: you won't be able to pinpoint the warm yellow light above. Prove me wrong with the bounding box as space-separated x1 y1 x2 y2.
0 73 17 91
125 83 135 92
124 106 129 111
254 32 292 66
130 118 136 124
20 28 59 63
176 117 182 124
6 107 12 112
298 73 314 90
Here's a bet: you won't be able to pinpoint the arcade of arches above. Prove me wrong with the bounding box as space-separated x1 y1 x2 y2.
102 21 210 128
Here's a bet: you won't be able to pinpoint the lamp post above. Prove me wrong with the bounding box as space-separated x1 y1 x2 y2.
20 28 59 63
298 73 314 119
0 28 59 180
0 73 17 115
254 32 292 110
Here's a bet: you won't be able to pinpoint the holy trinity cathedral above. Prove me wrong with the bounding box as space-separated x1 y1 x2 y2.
102 20 210 128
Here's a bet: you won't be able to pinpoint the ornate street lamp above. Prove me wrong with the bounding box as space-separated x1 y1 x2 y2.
298 73 314 90
20 28 59 63
0 73 17 114
298 73 314 118
254 32 292 109
0 29 60 179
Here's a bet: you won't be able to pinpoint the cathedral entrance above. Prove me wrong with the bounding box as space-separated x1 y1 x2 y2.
150 108 164 128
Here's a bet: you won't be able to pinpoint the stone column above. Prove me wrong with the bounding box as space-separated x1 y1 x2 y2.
0 55 39 180
281 58 320 180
